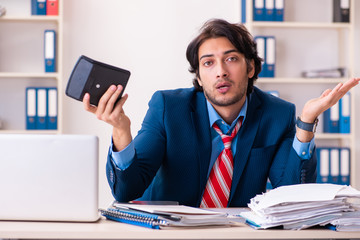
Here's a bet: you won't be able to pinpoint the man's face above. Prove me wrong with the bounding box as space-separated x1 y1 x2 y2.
197 37 254 108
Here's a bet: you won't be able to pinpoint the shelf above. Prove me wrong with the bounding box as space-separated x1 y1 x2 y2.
248 21 352 29
256 78 347 84
0 130 59 134
315 133 353 140
245 0 357 188
0 72 59 79
0 15 59 22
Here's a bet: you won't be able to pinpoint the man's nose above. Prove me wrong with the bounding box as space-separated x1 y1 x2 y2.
216 62 228 79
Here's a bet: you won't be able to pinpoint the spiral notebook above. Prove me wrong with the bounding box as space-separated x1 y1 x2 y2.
100 202 232 229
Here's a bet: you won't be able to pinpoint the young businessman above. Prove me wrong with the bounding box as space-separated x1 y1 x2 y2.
84 19 359 207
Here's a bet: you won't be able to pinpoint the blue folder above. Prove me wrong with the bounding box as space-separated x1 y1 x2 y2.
254 36 267 77
47 87 58 130
31 0 46 15
339 93 350 133
265 36 276 77
241 0 247 23
274 0 284 21
36 88 48 130
26 87 37 130
264 0 274 21
44 30 56 72
253 0 265 21
323 103 340 133
339 148 350 185
316 148 330 183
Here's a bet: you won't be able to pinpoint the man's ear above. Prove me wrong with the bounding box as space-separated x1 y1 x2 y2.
196 71 203 86
248 59 255 78
197 77 203 87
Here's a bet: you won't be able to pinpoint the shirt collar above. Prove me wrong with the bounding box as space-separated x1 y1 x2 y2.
207 97 247 135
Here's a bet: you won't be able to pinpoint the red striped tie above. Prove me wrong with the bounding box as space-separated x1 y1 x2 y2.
200 117 243 208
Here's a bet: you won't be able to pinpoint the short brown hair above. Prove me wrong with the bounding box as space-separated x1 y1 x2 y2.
186 19 262 96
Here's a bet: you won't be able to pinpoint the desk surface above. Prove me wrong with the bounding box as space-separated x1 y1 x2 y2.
0 218 359 239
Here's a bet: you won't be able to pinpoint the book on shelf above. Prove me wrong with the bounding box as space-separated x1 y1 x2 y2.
254 35 276 78
31 0 46 15
333 0 350 23
316 147 350 185
245 0 284 22
301 67 347 78
46 0 59 16
100 201 234 229
322 92 351 134
31 0 59 16
44 30 56 73
26 87 58 130
239 183 360 231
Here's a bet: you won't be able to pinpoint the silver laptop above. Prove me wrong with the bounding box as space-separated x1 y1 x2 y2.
0 134 99 222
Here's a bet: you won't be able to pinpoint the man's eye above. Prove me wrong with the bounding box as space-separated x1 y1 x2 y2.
203 61 212 67
227 57 237 62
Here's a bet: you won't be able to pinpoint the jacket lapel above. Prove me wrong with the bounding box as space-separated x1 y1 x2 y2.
229 90 263 203
190 91 212 202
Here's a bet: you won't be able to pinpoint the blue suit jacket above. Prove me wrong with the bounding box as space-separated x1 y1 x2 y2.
106 87 317 207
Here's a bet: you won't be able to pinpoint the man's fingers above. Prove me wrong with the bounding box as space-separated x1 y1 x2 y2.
97 85 118 114
104 85 124 114
114 93 129 113
83 93 97 113
339 78 360 92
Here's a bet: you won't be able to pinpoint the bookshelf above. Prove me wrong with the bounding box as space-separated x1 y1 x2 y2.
0 0 63 133
242 0 356 187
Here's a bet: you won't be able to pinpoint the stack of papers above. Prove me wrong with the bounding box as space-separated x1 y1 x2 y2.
100 202 233 229
240 183 360 231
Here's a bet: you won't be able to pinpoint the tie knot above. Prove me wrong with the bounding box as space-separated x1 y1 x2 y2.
212 116 243 149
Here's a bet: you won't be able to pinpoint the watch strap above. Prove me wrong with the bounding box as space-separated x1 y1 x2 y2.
296 117 318 133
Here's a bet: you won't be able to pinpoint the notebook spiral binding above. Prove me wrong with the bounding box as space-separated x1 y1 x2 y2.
99 208 168 229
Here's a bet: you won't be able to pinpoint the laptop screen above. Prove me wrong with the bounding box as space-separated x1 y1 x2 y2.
0 134 99 222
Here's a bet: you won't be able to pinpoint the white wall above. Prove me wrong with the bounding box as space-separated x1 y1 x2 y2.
62 0 360 208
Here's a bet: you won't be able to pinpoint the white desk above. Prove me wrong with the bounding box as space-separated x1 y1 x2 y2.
0 218 359 239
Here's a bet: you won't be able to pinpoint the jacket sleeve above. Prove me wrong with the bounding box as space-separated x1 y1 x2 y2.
268 104 317 188
106 91 167 202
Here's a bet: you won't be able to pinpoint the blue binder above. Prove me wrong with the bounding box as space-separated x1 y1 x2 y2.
47 87 58 130
36 88 48 130
26 87 37 130
31 0 46 15
254 36 266 77
265 36 276 77
253 0 265 21
264 0 274 21
330 148 340 184
316 148 330 183
241 0 247 23
44 30 56 72
339 92 350 133
323 103 340 133
274 0 284 21
340 148 350 185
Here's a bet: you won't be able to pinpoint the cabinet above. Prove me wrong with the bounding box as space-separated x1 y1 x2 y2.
242 0 356 187
0 0 63 133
